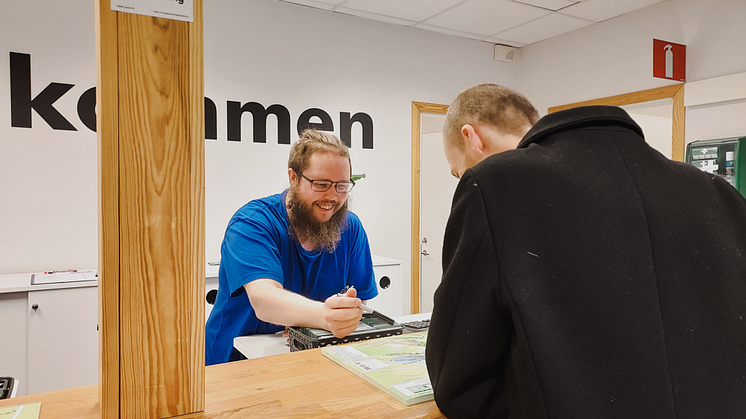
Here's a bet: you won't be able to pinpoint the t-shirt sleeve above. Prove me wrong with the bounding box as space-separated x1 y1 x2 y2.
345 214 378 301
221 213 286 296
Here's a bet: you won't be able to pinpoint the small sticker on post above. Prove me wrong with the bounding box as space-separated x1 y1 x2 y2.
111 0 194 22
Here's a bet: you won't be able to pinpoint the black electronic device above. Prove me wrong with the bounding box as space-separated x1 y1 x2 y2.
288 314 403 352
402 319 430 330
0 377 17 400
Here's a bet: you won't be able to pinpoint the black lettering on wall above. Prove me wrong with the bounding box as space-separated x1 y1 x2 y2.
7 53 375 147
205 97 217 140
340 112 373 149
77 87 96 131
227 101 291 144
10 52 76 131
297 108 334 134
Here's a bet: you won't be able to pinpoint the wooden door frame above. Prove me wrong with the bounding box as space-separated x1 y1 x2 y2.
409 86 684 314
548 84 686 161
410 101 448 314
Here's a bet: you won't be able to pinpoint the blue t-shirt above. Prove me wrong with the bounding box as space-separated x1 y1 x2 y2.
205 191 378 365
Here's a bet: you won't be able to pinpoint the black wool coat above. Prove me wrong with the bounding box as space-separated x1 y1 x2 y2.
425 105 746 419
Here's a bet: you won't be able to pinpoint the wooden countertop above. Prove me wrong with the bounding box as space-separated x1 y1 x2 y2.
0 347 444 418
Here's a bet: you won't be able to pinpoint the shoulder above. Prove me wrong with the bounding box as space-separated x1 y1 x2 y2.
340 210 366 237
229 192 288 230
234 192 285 219
519 105 643 148
345 210 362 225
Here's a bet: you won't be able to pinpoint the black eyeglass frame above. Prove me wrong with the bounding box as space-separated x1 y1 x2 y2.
299 173 355 193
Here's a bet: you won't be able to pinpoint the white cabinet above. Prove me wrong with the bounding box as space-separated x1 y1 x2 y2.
26 287 98 394
0 274 99 398
367 256 404 316
0 293 29 396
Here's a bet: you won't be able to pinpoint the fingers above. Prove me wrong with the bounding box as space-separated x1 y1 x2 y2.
331 320 360 338
323 286 364 337
325 292 361 310
324 304 363 325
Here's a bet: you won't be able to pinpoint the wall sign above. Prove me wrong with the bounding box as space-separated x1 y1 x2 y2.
653 39 686 82
111 0 193 22
7 51 375 148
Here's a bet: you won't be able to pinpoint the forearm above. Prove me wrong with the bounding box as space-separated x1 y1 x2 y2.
245 280 328 329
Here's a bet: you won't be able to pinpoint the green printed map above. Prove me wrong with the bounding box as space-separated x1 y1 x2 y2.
322 331 433 405
0 403 41 419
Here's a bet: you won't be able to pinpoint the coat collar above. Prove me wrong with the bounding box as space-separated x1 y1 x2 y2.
518 106 644 148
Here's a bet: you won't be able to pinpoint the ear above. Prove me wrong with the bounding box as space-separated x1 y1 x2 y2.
288 168 298 184
461 124 485 155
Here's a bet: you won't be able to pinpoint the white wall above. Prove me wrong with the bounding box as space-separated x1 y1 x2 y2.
203 0 519 313
519 0 746 120
0 1 97 274
0 0 519 314
687 101 746 142
6 0 743 314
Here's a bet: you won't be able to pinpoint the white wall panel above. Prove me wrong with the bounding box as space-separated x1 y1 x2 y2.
0 0 519 314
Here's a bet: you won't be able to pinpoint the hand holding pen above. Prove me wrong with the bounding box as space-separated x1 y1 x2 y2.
322 285 363 338
337 286 398 326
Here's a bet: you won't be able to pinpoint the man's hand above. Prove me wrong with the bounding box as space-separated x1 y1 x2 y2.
245 279 363 336
324 287 363 338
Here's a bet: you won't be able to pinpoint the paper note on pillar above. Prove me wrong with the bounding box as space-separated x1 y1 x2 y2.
653 39 686 82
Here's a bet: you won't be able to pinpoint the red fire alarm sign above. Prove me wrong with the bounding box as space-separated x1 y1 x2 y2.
653 39 686 82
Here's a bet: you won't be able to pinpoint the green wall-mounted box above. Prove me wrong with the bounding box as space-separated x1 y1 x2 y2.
685 136 745 197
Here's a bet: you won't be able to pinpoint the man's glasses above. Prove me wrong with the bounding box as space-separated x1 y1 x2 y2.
299 173 355 193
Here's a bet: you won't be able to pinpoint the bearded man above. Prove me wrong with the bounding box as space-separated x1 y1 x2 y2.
206 129 377 365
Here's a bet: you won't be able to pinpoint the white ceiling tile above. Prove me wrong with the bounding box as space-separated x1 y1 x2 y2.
276 0 338 11
413 23 485 41
339 0 464 23
483 36 526 48
422 0 551 37
561 0 666 22
512 0 580 12
335 7 418 26
278 0 670 47
494 12 592 45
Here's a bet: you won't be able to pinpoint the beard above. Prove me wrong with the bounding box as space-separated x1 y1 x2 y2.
286 188 349 253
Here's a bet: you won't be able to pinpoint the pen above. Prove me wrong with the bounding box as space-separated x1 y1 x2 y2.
337 286 398 326
338 285 374 311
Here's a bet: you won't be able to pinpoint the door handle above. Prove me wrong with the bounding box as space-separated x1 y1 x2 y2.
421 250 430 256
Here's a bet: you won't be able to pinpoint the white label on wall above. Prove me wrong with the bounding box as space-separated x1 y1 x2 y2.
111 0 193 22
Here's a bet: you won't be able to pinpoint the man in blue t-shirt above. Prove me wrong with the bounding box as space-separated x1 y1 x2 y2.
205 129 378 365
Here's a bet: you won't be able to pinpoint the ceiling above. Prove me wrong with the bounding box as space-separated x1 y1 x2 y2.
276 0 666 48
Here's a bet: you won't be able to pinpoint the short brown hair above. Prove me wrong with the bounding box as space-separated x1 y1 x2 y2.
288 129 351 176
443 84 539 148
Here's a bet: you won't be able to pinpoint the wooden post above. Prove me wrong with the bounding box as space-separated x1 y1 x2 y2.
96 1 205 417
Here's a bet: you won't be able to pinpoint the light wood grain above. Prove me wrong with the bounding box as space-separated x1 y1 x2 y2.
411 102 449 314
188 0 207 412
0 348 444 419
671 85 686 162
96 2 205 417
548 85 686 161
94 1 120 418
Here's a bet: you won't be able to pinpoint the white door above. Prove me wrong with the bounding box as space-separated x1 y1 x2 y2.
419 114 459 312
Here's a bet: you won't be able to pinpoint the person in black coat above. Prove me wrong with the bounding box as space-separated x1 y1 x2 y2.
425 84 746 419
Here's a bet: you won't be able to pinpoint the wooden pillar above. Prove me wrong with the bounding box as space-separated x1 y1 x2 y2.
95 1 205 417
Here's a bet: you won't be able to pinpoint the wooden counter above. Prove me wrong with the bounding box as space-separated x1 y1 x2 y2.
0 347 444 418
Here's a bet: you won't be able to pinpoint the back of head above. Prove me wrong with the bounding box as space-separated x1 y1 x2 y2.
443 84 539 149
288 129 351 174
